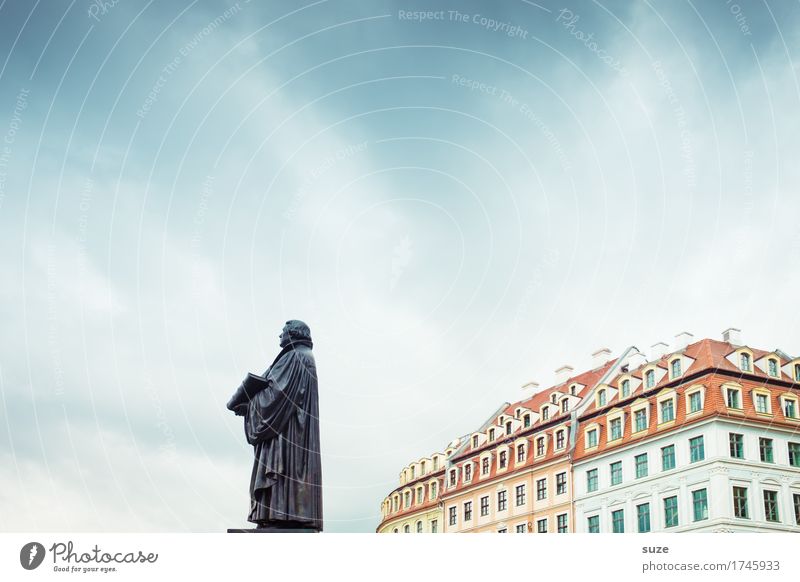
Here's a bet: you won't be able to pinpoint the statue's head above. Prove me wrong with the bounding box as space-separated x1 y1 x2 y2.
279 320 312 348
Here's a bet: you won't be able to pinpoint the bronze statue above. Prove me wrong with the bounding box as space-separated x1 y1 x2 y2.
227 320 322 531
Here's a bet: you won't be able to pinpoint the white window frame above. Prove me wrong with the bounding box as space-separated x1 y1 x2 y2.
657 390 677 425
752 388 773 416
780 393 800 420
721 382 744 412
607 410 625 443
684 384 705 417
584 422 600 450
630 399 649 435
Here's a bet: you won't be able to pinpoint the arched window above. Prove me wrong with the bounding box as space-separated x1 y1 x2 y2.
403 524 410 533
472 435 479 448
740 352 752 372
768 358 779 377
505 421 512 435
570 384 577 396
523 414 531 428
561 399 569 413
542 407 549 420
645 369 655 388
489 428 495 440
597 389 607 407
517 443 525 462
404 491 410 508
671 359 681 377
393 528 399 533
416 521 423 533
621 379 630 398
551 393 557 403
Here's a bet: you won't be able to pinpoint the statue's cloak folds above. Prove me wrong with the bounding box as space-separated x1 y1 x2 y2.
228 340 322 529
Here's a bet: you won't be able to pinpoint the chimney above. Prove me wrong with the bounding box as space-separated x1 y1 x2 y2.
521 381 542 399
674 331 694 351
592 348 612 368
555 365 574 384
722 327 742 346
651 342 668 360
625 349 647 369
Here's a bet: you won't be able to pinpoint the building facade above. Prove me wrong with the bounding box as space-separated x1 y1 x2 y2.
378 329 800 533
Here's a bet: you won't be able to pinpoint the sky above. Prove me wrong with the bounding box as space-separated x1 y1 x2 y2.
0 0 799 533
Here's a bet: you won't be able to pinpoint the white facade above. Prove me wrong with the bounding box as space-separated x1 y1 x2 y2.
573 418 800 533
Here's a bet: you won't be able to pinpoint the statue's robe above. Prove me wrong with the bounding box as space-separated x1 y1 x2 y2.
228 340 322 530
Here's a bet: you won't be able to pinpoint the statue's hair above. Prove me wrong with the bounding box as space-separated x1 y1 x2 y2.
284 319 312 341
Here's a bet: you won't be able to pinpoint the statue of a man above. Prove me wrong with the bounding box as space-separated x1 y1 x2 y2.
227 320 322 531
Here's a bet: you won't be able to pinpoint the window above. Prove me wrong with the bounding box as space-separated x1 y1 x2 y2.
497 527 507 533
671 359 682 377
556 430 565 449
421 461 426 473
536 478 547 500
733 486 749 519
411 466 415 479
756 393 769 414
557 513 568 533
662 445 676 471
610 461 622 486
480 496 489 517
688 391 702 413
597 389 607 407
515 524 526 533
551 393 558 404
431 482 437 499
570 384 577 396
789 442 800 467
537 518 547 533
645 369 655 388
759 438 774 463
464 464 472 482
764 490 779 522
448 506 456 526
523 414 531 428
497 490 507 511
784 398 797 419
430 519 438 533
417 487 423 504
795 363 800 382
740 352 752 371
794 494 800 526
660 399 675 423
690 436 705 462
768 358 779 377
610 417 622 440
404 491 410 507
587 515 600 533
433 457 439 470
586 428 598 448
726 387 741 409
449 470 456 487
637 503 651 533
542 407 549 421
634 409 648 432
416 520 422 533
517 443 525 462
489 428 495 440
664 496 679 528
464 501 472 521
692 489 708 521
611 509 624 533
635 453 648 478
499 451 507 469
505 421 512 435
561 399 569 413
729 433 744 459
393 528 398 533
404 524 410 533
536 437 546 456
516 484 526 506
587 469 598 492
556 472 567 495
481 457 489 475
472 436 479 448
621 379 630 398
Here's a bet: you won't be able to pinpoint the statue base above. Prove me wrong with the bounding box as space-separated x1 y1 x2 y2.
227 527 320 533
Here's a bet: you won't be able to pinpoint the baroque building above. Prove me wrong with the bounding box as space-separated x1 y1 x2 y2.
377 329 800 533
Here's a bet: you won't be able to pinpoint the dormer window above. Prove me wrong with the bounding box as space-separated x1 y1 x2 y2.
768 358 779 378
449 470 457 487
782 395 798 419
517 443 526 462
725 385 742 409
561 399 569 413
621 379 630 398
472 436 479 448
542 408 550 421
645 369 655 388
740 353 752 372
754 390 772 415
464 464 472 482
586 427 598 448
670 358 682 378
523 414 531 428
795 363 800 382
489 428 495 441
499 450 507 469
421 461 426 473
430 482 437 499
660 399 675 423
597 389 607 407
570 384 577 396
405 491 411 507
417 487 423 503
609 417 623 440
411 466 415 479
505 421 512 435
536 436 546 456
556 429 566 449
481 457 490 475
551 393 558 404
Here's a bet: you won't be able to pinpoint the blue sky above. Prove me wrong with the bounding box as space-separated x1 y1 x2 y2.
0 0 799 532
